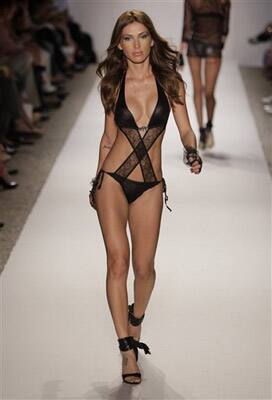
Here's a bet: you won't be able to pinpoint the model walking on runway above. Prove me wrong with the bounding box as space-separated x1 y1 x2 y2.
181 0 231 149
89 10 202 384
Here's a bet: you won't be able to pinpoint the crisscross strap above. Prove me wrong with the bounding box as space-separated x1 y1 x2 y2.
115 126 164 182
114 72 170 184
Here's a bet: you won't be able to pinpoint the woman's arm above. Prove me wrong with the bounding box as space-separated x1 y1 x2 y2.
181 0 193 52
95 111 118 175
222 0 231 45
171 80 202 174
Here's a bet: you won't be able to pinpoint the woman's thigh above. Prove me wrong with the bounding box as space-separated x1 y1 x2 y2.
128 183 163 267
95 173 130 260
188 57 202 90
204 57 222 95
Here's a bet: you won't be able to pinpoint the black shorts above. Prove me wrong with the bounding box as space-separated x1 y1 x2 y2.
187 39 223 58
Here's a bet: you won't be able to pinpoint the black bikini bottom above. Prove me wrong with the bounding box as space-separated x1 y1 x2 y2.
94 170 172 211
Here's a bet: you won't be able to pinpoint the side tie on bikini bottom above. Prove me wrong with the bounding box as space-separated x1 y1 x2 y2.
162 178 172 212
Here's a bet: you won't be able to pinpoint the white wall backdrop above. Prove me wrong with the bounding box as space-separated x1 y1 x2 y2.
68 0 272 67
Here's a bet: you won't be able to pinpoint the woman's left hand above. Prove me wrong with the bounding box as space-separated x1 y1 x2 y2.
184 150 203 174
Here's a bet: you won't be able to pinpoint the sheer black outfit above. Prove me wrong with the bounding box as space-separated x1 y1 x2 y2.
182 0 231 58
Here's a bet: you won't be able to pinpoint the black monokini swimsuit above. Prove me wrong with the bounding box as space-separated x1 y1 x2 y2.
95 74 172 211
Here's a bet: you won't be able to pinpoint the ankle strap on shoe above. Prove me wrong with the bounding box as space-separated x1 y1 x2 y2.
118 336 135 352
135 339 151 355
128 303 145 326
206 120 213 129
118 336 151 355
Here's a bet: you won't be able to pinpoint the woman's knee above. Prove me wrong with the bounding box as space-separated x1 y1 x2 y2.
134 260 155 280
107 253 129 280
205 90 215 103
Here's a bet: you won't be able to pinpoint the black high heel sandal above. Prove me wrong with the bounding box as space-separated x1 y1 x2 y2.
118 336 142 385
128 303 150 361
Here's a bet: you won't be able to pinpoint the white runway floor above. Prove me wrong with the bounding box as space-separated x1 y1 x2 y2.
0 61 271 400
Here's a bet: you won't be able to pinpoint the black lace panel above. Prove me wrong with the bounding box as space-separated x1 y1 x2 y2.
114 73 170 182
115 126 164 182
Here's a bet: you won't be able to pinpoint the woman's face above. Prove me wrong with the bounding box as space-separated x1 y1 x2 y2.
118 21 154 64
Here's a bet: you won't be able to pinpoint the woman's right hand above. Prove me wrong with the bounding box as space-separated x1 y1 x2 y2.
89 176 98 210
89 189 96 209
89 170 103 210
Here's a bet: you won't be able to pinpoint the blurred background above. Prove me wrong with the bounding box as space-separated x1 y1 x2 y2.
69 0 272 67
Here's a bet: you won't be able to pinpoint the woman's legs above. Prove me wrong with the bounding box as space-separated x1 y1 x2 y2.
95 174 140 383
128 183 163 340
188 56 208 148
95 175 163 382
96 174 130 338
204 57 222 123
188 56 203 128
203 57 222 148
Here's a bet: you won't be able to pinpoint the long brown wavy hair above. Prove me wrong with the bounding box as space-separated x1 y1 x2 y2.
96 10 184 113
